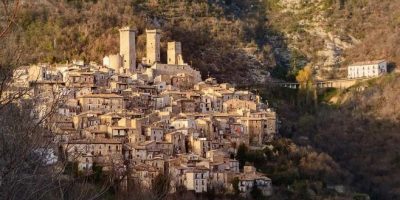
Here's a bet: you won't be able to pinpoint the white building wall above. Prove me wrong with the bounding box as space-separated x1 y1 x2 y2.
103 54 121 72
348 61 387 79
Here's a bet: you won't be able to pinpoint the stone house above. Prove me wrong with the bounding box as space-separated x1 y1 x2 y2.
238 165 272 196
78 93 124 113
184 167 209 193
348 60 387 79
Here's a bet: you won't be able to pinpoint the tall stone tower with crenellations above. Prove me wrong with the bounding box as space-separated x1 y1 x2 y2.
145 29 161 65
167 41 185 65
119 27 137 73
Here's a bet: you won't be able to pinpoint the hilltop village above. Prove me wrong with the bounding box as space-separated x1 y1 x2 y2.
13 27 277 196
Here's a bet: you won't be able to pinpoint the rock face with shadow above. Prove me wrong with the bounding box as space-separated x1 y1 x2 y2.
306 75 400 199
265 0 400 80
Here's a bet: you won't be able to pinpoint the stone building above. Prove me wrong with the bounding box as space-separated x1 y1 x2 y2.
165 131 186 154
63 138 124 171
145 29 161 65
223 99 257 113
119 27 137 73
348 60 387 79
185 167 209 193
238 165 272 196
78 93 125 113
192 137 212 158
171 73 195 90
145 63 202 84
103 54 121 72
168 41 185 65
18 26 279 196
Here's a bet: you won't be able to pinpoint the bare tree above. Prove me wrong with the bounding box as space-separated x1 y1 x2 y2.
0 0 20 38
0 1 112 199
150 173 171 200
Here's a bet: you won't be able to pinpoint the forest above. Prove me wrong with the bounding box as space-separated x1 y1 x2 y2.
263 73 400 199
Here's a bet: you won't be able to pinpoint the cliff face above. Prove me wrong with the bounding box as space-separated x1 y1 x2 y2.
315 74 400 199
263 1 400 198
267 0 357 79
265 0 400 79
271 74 400 199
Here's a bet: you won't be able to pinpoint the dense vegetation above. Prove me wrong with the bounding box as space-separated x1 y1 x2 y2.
17 0 400 82
311 75 400 199
235 140 357 199
17 0 277 85
264 0 400 78
264 74 400 199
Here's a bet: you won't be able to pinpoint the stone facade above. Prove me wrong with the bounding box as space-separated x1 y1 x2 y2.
119 27 137 73
145 29 161 65
17 26 278 196
167 41 184 65
348 60 387 79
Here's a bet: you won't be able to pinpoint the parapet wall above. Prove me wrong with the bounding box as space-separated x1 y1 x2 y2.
151 64 202 83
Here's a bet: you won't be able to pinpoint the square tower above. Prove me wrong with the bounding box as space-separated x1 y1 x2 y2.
119 27 137 73
146 29 161 65
167 41 184 65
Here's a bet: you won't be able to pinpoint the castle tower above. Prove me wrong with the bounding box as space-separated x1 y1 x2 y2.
167 41 185 65
145 29 161 65
119 27 137 73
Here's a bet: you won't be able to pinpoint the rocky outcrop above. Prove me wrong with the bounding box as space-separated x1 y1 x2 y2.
269 0 360 79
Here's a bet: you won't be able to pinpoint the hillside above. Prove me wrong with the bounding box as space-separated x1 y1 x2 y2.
265 0 400 79
10 1 400 198
270 74 400 199
315 75 400 199
16 0 400 84
17 0 276 85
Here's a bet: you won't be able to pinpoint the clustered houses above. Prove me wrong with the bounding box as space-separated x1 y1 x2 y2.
15 27 276 196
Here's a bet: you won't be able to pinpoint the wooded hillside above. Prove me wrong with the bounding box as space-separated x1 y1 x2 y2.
17 0 276 85
272 74 400 199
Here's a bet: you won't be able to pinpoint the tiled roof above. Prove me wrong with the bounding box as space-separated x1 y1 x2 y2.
350 60 386 66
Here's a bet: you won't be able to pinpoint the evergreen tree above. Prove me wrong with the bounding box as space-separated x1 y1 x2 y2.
236 143 248 169
250 185 264 200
